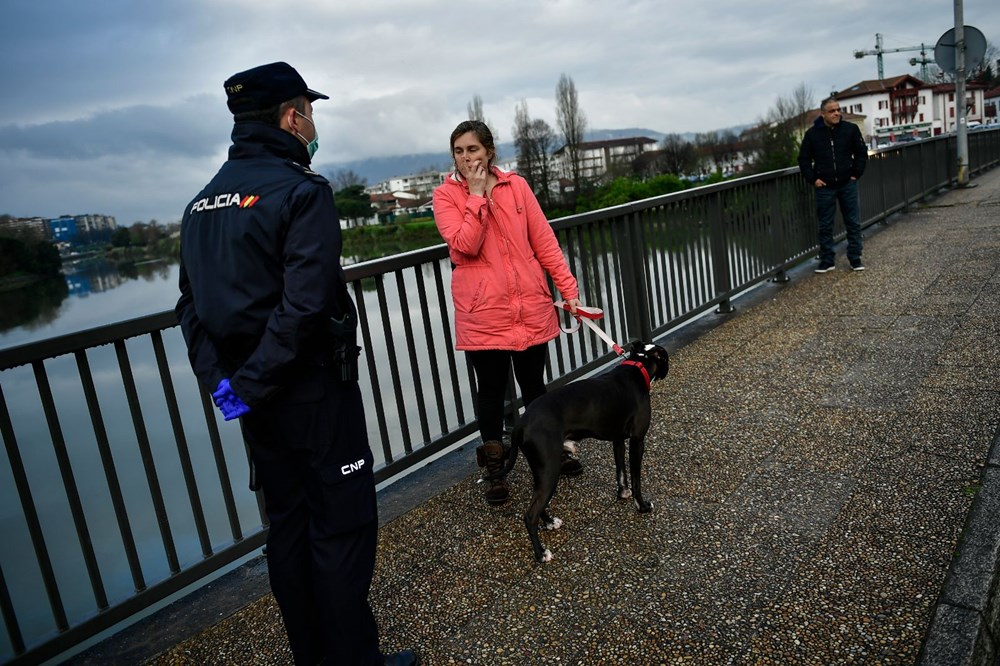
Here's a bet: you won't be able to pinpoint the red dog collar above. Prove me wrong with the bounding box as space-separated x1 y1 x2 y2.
621 359 651 392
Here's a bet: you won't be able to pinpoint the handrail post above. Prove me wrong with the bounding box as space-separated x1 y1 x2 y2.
620 210 652 341
709 191 735 314
769 179 790 283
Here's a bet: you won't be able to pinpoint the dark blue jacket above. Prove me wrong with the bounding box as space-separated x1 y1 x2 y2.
797 115 868 187
176 122 354 407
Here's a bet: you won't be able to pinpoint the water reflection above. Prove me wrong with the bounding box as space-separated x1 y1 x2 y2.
0 238 419 350
0 276 69 334
0 258 183 351
63 258 174 298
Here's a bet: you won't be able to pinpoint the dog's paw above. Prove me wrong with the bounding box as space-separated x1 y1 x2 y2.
562 440 579 456
635 499 653 513
540 548 553 563
542 516 563 530
618 487 633 499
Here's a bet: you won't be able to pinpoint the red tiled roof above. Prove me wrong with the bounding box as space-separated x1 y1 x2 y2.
835 75 926 99
928 81 989 92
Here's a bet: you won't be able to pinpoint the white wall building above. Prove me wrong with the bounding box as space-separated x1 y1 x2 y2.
2 216 50 239
370 171 446 197
74 213 118 232
834 74 987 143
552 136 659 183
835 75 933 144
986 85 1000 124
928 82 988 133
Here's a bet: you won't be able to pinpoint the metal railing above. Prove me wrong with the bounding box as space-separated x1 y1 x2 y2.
1 128 998 665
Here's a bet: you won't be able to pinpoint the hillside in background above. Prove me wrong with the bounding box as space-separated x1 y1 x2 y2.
319 125 752 186
320 128 670 186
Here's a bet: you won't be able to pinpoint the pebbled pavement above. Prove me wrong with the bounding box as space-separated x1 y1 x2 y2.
141 167 1000 665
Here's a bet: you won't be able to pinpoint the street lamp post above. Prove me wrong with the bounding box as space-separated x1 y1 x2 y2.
954 0 969 187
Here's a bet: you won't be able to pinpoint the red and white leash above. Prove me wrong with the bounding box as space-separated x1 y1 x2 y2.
554 301 653 390
554 300 625 357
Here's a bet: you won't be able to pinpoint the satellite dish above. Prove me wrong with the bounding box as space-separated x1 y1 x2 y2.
934 25 987 73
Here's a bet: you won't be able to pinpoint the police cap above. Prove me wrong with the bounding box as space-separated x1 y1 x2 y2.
224 62 329 114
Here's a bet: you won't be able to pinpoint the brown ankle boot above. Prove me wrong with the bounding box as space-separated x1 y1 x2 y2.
476 440 510 505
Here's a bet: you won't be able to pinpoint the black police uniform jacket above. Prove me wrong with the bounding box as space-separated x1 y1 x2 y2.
176 121 354 407
797 115 868 187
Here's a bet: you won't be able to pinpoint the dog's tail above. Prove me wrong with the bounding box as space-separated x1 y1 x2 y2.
482 426 521 481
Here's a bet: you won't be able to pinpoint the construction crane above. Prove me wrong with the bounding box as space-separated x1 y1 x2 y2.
854 33 933 80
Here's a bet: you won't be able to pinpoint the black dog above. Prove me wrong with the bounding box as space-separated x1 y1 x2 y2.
488 341 669 563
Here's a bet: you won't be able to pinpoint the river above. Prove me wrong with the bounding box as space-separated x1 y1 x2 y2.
0 252 462 663
0 258 182 351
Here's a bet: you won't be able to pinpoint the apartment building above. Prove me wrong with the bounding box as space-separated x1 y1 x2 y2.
1 216 50 240
986 85 1000 123
48 213 118 244
368 171 446 197
928 81 989 133
551 136 659 184
834 74 987 143
834 75 932 144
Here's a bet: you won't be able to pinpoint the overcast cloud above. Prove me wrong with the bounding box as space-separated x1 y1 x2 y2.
1 0 997 224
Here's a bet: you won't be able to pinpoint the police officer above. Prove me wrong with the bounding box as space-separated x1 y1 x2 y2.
176 62 418 666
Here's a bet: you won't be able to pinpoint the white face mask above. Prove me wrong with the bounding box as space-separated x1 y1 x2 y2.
294 110 319 159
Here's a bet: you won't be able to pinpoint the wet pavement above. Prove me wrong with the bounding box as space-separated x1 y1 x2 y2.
111 167 1000 665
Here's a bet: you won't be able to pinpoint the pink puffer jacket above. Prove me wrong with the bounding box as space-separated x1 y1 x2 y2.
432 168 579 351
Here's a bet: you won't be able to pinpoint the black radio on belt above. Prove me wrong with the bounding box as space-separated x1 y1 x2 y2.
334 343 361 382
327 297 361 382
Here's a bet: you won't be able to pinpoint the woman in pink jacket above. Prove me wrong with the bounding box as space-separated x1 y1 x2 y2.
433 120 582 505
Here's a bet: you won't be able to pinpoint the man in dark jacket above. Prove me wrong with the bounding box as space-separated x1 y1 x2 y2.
797 97 869 272
175 62 417 666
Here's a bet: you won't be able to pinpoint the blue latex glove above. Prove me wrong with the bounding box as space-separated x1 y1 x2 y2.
213 379 251 421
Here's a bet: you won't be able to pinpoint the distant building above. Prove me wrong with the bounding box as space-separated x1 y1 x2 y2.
50 216 78 243
1 216 50 239
834 75 929 143
48 213 118 244
74 213 118 234
368 191 433 224
368 171 447 197
927 81 988 133
833 74 987 143
782 109 867 144
552 136 659 184
986 86 1000 124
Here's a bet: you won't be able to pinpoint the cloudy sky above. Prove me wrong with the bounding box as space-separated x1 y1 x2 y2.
1 0 997 226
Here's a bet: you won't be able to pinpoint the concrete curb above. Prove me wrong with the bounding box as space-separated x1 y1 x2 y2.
918 425 1000 665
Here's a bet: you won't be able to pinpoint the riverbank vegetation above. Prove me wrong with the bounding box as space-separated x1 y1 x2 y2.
0 165 728 282
0 234 63 290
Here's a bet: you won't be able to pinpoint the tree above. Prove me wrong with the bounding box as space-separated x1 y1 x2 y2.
658 134 699 176
467 94 486 122
334 185 374 227
926 41 999 86
332 169 367 190
512 100 558 208
970 42 999 87
0 236 62 278
111 227 131 247
753 125 800 173
529 119 558 209
513 99 536 188
467 93 499 143
555 73 587 201
778 83 819 137
748 83 816 174
693 132 719 175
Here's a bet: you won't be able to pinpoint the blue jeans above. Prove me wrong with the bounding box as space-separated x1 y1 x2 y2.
815 179 862 264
